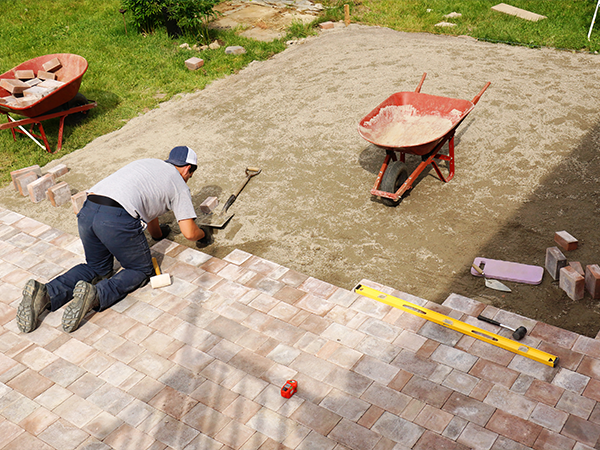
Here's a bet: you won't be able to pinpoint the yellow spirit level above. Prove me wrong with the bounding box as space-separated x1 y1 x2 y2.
354 284 558 368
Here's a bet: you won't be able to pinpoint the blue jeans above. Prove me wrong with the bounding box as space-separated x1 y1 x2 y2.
47 200 154 311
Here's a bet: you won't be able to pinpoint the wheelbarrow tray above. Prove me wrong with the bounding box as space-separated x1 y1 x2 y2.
358 91 475 156
0 53 88 118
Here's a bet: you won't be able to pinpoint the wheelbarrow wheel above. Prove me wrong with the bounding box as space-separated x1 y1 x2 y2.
380 160 409 206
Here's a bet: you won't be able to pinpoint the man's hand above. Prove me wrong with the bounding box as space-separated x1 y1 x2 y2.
178 218 207 241
147 218 169 240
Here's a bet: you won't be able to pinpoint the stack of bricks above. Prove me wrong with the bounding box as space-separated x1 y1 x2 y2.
546 231 600 301
9 163 79 209
0 57 65 108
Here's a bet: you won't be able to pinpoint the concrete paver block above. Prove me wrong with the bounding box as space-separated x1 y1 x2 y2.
585 264 600 299
559 266 585 301
47 181 71 207
15 69 35 79
71 191 88 214
10 165 42 190
42 57 62 72
185 57 204 71
0 78 29 94
569 261 584 277
225 46 246 55
37 70 56 81
27 173 55 203
200 196 219 213
555 230 578 251
15 172 40 196
46 164 70 180
545 247 567 280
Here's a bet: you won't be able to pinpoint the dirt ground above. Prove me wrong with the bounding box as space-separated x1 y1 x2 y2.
3 24 600 337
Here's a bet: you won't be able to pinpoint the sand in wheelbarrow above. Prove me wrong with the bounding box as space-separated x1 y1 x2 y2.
359 105 462 147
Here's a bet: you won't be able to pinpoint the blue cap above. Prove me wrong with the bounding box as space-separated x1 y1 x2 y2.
165 146 198 167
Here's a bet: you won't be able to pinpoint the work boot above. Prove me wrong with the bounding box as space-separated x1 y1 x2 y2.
16 279 50 333
62 281 99 333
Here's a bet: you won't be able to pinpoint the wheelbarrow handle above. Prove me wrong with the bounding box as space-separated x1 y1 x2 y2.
415 73 427 93
471 82 491 105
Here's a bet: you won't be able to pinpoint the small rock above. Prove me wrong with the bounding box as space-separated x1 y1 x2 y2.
286 40 298 46
225 46 246 55
444 12 462 19
209 40 221 50
434 21 456 27
179 43 191 49
427 8 432 12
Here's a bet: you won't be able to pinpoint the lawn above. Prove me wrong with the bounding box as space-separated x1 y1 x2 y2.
0 0 288 184
322 0 600 51
2 0 600 185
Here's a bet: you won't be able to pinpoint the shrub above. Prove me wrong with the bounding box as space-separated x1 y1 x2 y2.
122 0 219 42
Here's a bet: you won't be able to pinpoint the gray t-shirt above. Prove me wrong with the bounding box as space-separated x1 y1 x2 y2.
90 159 196 223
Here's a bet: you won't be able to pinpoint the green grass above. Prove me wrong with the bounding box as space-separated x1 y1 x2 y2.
322 0 600 51
0 0 290 184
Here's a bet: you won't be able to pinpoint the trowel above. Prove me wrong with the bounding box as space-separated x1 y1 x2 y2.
197 167 261 228
472 263 511 293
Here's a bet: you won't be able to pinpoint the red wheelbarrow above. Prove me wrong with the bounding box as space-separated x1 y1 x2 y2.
0 53 96 153
358 73 490 206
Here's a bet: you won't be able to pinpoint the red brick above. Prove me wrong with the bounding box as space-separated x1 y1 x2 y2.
442 392 495 427
468 358 519 388
46 164 69 180
357 405 384 429
319 21 335 30
555 230 578 251
37 70 56 81
578 355 600 380
538 341 583 371
533 428 575 450
15 69 35 79
1 78 29 94
185 57 204 70
71 191 87 214
469 379 493 401
569 261 585 276
530 321 578 349
561 414 600 447
485 409 542 447
42 57 62 72
546 247 567 280
46 181 71 207
583 378 600 402
200 196 218 213
10 165 42 190
413 430 470 450
15 172 39 196
27 173 55 203
559 266 585 300
585 265 600 300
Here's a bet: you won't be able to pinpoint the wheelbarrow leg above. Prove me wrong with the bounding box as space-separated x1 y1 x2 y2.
430 134 455 183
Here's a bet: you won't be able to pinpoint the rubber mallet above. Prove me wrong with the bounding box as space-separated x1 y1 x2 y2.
151 257 171 289
477 315 527 341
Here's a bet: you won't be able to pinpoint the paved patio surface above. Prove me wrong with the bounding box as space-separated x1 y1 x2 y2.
2 205 600 450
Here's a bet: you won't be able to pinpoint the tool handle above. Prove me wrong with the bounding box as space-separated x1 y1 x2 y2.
477 315 501 327
471 263 484 275
222 168 262 214
152 257 161 276
472 82 491 105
